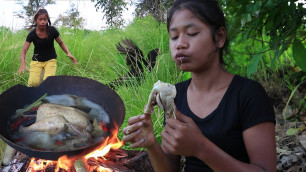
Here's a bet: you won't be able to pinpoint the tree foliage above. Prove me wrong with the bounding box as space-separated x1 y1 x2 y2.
53 4 85 29
15 0 55 26
220 0 306 75
132 0 173 22
91 0 127 28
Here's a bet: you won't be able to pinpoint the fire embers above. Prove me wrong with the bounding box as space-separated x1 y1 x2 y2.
1 130 153 172
8 150 153 172
24 150 153 172
21 128 152 172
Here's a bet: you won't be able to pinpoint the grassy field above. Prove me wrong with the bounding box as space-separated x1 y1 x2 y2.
0 15 304 165
0 16 188 161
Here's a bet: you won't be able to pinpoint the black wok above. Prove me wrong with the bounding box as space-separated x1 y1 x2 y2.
0 76 125 160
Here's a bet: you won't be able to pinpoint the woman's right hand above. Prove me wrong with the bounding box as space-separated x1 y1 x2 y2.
67 53 77 64
122 113 156 149
17 65 28 74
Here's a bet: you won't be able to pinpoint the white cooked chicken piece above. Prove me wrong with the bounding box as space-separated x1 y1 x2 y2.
144 80 177 119
37 103 93 132
20 115 67 135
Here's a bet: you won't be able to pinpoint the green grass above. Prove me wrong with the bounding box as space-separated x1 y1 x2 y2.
0 16 178 159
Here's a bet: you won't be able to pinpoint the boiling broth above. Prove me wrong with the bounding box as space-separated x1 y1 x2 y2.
9 94 110 151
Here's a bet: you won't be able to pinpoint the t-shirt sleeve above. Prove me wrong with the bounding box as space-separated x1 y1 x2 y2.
239 80 275 131
51 26 60 38
26 31 34 42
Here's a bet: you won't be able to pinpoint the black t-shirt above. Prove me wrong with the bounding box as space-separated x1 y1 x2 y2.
26 26 60 62
173 75 275 172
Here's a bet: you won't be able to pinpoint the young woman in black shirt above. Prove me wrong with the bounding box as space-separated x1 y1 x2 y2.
122 0 276 171
17 9 77 87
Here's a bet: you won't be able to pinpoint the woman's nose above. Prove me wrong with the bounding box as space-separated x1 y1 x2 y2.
176 36 188 49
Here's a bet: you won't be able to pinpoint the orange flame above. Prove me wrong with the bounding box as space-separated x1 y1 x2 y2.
27 123 124 172
55 155 77 171
97 166 114 172
27 158 56 172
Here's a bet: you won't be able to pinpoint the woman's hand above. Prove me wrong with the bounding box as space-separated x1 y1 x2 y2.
161 109 205 157
122 114 156 149
67 53 77 64
17 65 28 74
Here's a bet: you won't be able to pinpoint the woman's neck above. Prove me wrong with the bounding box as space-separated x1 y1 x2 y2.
36 26 47 32
190 65 233 93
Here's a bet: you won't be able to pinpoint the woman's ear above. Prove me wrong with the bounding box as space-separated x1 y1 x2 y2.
215 27 226 48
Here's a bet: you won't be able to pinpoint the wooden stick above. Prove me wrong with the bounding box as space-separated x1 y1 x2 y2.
74 159 87 172
1 145 17 166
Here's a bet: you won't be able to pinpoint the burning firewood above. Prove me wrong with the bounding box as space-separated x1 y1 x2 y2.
1 145 17 166
74 159 87 172
1 149 154 172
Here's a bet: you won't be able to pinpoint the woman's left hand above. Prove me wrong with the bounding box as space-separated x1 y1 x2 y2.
67 53 77 64
161 109 206 157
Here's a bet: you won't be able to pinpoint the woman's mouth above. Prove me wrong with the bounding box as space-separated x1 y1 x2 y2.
177 57 186 64
176 53 188 64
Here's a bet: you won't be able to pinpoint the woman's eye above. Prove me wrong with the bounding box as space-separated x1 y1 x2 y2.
170 36 178 40
188 32 199 37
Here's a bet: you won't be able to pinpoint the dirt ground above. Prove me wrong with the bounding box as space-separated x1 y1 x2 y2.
270 84 306 172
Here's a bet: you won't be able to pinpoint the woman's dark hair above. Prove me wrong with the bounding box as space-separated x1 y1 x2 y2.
167 0 228 64
28 9 51 30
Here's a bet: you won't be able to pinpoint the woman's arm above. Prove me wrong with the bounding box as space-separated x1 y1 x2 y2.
149 141 181 172
55 37 77 64
243 122 277 171
122 114 181 172
17 41 31 73
197 122 276 172
164 111 276 172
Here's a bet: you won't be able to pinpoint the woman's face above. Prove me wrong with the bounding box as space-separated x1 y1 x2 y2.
35 14 48 28
169 8 220 73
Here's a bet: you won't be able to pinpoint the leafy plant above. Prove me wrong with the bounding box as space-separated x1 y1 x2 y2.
53 3 85 29
283 79 305 124
91 0 127 28
223 0 305 77
292 38 306 71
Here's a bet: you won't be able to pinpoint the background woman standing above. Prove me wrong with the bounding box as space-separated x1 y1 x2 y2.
17 9 77 87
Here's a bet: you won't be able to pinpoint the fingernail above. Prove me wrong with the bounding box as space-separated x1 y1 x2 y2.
140 115 145 119
126 129 131 135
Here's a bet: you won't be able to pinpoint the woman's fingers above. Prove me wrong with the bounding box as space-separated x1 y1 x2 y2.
122 113 155 149
122 129 141 142
17 67 26 74
127 114 145 125
122 121 142 135
122 128 149 149
129 137 145 148
161 126 175 146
